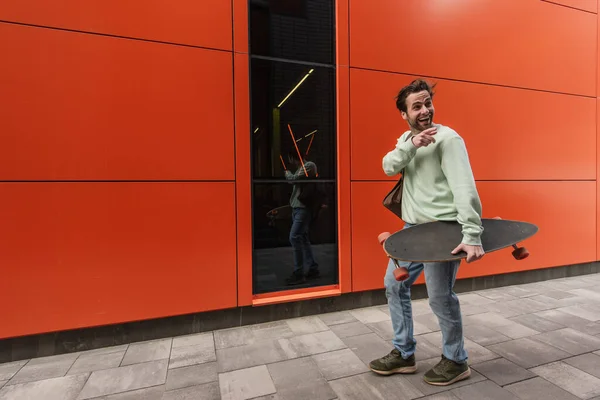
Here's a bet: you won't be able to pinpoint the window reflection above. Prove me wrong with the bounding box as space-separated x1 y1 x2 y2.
253 182 337 294
249 0 335 65
251 59 335 181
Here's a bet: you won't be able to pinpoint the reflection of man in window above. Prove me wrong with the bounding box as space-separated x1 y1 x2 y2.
284 151 320 285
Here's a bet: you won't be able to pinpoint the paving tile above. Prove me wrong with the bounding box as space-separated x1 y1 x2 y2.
367 320 395 340
7 353 79 385
450 380 520 400
0 373 88 400
503 297 553 313
463 312 513 328
162 382 220 400
216 339 290 373
95 385 165 399
543 291 579 300
318 311 358 326
471 358 536 386
504 377 579 400
329 322 371 339
165 362 217 391
286 316 329 335
459 304 489 316
80 345 129 357
172 332 214 349
77 359 168 399
508 313 566 332
563 353 600 379
481 302 525 318
340 333 393 366
569 288 600 302
557 304 600 322
214 322 294 350
121 339 172 366
0 360 27 381
463 325 511 346
278 330 347 358
218 365 276 400
490 321 540 339
476 288 519 301
487 337 570 368
68 350 125 375
267 357 336 400
418 394 460 400
531 328 600 355
329 372 422 400
534 309 595 330
401 357 486 396
418 332 500 365
410 300 434 317
457 293 496 306
349 307 390 324
414 313 442 332
531 361 600 399
312 348 369 380
578 322 600 336
503 285 542 298
169 342 216 369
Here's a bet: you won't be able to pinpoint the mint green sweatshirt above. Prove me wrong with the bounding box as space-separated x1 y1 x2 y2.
382 123 484 246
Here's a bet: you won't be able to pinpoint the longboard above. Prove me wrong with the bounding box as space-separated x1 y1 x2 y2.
378 217 538 281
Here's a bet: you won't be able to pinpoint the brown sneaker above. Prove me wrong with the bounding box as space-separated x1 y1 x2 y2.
369 349 417 375
423 355 471 386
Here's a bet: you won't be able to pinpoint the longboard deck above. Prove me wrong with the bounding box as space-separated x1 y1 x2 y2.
383 218 538 262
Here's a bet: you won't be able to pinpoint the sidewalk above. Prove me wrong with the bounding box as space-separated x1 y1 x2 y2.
1 273 600 400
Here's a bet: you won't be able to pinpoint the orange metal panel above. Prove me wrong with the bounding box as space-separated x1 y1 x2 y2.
233 0 249 53
543 0 597 13
0 182 237 339
0 24 234 181
336 0 349 66
350 69 596 181
349 0 596 96
0 0 232 50
234 53 253 306
337 66 352 293
597 99 600 260
351 181 596 292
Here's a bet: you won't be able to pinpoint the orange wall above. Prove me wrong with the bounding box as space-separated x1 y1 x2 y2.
349 0 598 291
0 0 598 339
0 2 237 339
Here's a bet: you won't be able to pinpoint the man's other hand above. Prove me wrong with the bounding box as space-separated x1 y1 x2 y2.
451 243 485 263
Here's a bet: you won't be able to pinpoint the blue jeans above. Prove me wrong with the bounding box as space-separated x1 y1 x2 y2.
289 207 317 274
384 223 468 363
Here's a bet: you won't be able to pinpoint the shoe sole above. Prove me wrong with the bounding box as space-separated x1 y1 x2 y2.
370 365 417 375
424 367 471 386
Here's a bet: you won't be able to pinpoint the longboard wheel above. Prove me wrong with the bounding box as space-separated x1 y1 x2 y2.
378 232 391 245
393 267 409 281
493 216 502 220
512 246 529 260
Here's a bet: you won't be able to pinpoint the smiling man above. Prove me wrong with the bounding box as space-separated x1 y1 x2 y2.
369 79 484 386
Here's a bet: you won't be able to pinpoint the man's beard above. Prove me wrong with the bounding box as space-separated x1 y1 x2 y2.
409 114 433 132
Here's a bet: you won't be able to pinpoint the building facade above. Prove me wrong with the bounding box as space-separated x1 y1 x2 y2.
1 0 599 350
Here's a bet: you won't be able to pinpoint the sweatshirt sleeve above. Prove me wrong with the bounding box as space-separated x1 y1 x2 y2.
440 135 484 246
382 135 418 176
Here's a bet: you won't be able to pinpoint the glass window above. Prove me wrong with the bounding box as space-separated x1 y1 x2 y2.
249 0 336 294
251 59 335 181
252 182 338 294
249 0 335 65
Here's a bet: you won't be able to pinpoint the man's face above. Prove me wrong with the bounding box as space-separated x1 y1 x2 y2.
401 90 435 132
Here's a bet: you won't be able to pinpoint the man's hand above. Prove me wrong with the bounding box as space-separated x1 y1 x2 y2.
411 127 437 148
451 243 485 263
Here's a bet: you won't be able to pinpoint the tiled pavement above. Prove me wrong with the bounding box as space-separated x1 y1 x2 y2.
2 274 600 400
